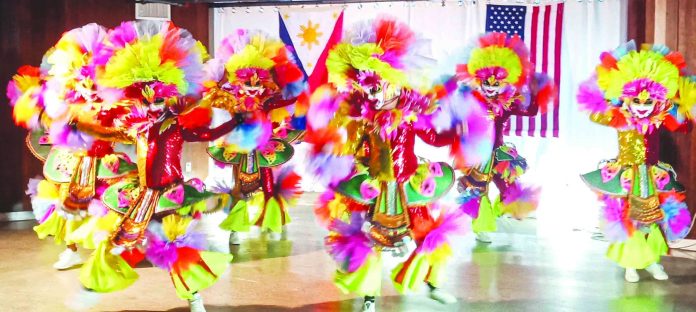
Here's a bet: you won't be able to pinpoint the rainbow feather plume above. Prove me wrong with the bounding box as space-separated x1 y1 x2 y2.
419 206 470 253
220 117 272 153
272 166 303 205
48 120 95 149
432 87 494 168
499 183 540 220
659 192 691 241
145 215 207 270
325 213 374 273
599 195 631 242
7 66 45 130
577 77 610 113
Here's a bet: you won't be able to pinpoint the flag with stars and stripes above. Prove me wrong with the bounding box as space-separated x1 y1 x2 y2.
486 4 564 138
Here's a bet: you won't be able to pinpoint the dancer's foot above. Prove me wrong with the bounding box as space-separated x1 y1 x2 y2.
53 248 83 270
281 225 288 240
646 263 669 280
624 268 639 283
362 296 376 312
188 292 206 312
267 230 281 241
65 288 100 311
229 231 241 245
429 288 457 304
475 232 492 244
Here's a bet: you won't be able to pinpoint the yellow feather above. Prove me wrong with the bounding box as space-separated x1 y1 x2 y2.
467 46 523 84
604 50 679 100
676 76 696 120
99 34 188 94
162 214 191 241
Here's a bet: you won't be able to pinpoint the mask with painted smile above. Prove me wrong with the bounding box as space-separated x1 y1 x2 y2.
356 71 402 111
481 76 505 99
225 68 278 112
239 72 266 97
621 79 668 120
626 96 657 119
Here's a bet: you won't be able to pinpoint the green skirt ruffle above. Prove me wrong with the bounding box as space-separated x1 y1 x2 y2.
391 245 451 293
253 197 291 233
472 196 500 234
171 251 233 300
219 199 252 232
334 254 382 297
34 211 88 246
606 224 668 269
67 211 122 250
79 241 139 293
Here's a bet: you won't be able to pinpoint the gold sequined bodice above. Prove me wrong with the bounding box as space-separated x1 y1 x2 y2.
616 130 646 166
590 112 647 166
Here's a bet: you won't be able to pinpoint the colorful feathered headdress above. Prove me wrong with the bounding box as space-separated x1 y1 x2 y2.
596 42 683 103
203 29 305 109
578 41 695 130
326 15 432 91
95 20 209 104
44 23 107 90
40 23 124 120
457 32 532 88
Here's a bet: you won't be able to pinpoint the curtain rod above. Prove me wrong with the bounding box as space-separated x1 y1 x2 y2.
208 0 428 8
136 0 430 8
137 0 605 9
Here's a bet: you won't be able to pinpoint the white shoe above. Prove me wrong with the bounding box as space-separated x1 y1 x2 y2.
624 268 640 283
362 300 376 312
65 288 100 311
476 232 492 244
229 231 241 245
53 248 83 270
429 288 457 304
646 263 669 280
267 230 281 241
188 293 206 312
281 225 288 240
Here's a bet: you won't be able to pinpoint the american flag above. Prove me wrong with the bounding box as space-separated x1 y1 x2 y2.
486 4 565 138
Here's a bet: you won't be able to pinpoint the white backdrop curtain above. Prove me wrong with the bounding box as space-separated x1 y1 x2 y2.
207 0 628 236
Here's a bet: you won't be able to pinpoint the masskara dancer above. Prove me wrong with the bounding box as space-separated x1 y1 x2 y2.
67 21 238 312
454 32 553 243
201 30 306 243
7 23 136 270
307 16 491 312
578 41 694 282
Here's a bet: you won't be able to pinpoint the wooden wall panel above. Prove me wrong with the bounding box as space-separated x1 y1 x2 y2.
0 1 209 212
627 0 647 46
630 0 696 238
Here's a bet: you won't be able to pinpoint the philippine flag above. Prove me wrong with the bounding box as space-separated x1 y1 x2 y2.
279 7 344 92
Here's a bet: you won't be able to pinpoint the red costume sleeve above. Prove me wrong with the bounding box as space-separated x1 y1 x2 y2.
264 94 297 111
415 128 456 147
508 98 539 117
181 118 239 142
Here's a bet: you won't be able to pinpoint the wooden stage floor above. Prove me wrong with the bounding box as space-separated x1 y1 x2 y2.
1 194 696 312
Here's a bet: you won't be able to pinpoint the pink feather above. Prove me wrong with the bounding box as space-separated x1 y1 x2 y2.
577 77 610 113
433 89 494 168
307 152 354 187
48 121 94 149
599 195 631 242
659 193 691 241
419 206 470 253
70 23 108 54
325 213 374 273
